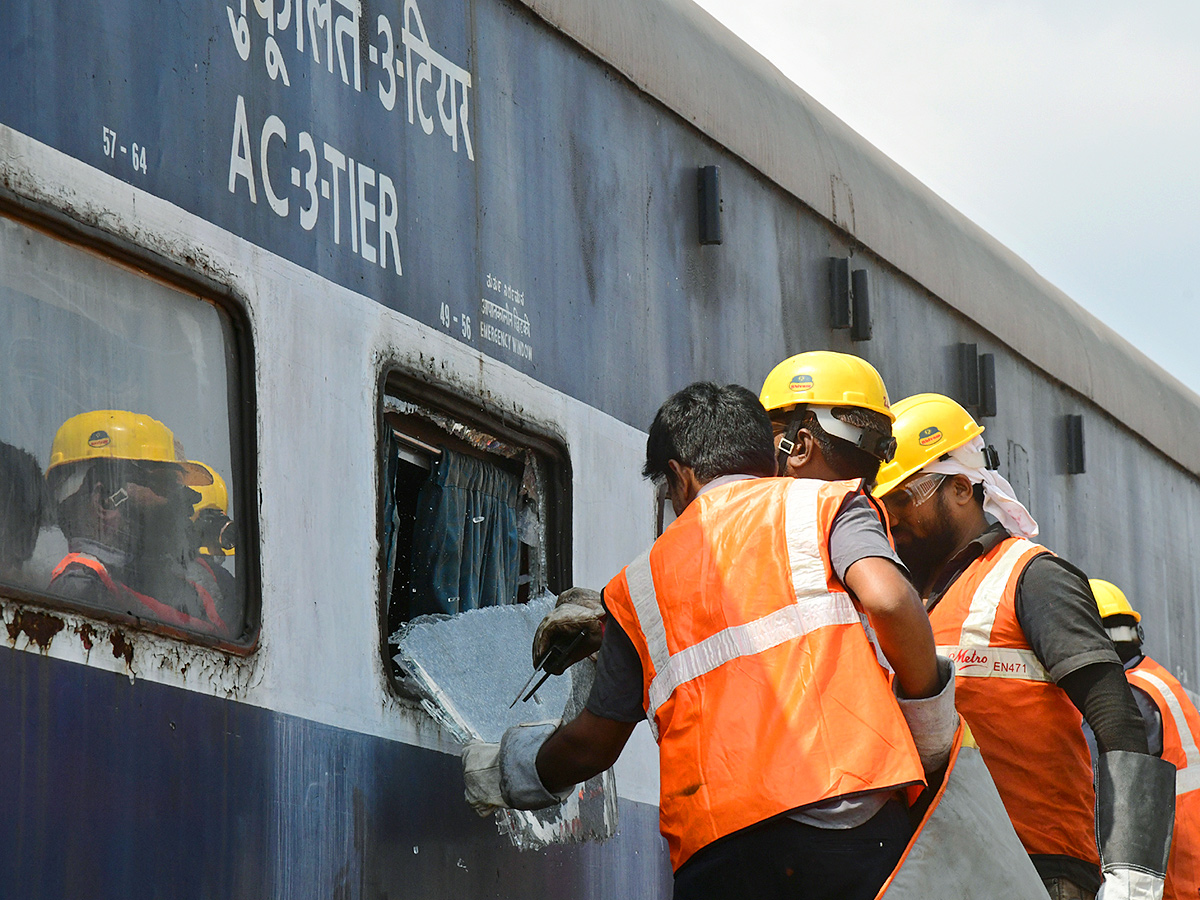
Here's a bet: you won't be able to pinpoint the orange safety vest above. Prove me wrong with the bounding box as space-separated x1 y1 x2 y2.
190 557 231 634
1127 656 1200 900
50 552 223 636
930 536 1098 867
604 477 924 871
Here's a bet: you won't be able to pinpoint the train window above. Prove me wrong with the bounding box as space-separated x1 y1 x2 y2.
381 387 570 683
0 214 252 645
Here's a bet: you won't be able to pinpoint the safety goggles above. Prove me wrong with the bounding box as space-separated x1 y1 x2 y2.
882 472 947 513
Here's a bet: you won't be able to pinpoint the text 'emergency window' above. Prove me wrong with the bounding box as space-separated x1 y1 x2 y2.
0 214 252 645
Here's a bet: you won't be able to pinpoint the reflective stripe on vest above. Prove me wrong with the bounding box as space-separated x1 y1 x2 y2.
936 646 1050 681
625 480 865 735
1127 657 1200 900
940 538 1051 683
930 535 1097 865
192 557 230 634
1129 667 1200 796
606 476 925 871
50 552 220 635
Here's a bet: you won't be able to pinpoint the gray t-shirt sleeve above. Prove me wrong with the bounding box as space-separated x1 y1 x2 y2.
828 493 905 583
585 601 648 723
1014 554 1121 683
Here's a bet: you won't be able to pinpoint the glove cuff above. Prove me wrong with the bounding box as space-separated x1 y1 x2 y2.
894 655 957 773
1097 750 1175 879
500 722 573 810
1099 867 1165 900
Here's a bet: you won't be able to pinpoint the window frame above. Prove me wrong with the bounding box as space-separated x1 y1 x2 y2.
377 369 573 696
0 192 262 654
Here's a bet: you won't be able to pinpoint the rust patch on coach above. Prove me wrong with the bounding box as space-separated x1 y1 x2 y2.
110 630 134 668
6 609 66 651
76 622 96 651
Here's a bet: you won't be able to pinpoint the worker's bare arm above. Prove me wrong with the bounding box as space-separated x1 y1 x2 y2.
536 710 636 793
844 556 939 699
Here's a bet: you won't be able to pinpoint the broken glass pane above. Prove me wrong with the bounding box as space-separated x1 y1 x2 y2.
393 594 619 848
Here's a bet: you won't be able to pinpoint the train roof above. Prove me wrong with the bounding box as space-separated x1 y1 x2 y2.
518 0 1200 477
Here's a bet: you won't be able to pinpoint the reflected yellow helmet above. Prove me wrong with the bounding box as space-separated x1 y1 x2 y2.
189 462 229 517
1090 579 1140 623
46 410 212 487
874 393 984 497
190 461 235 557
759 351 894 420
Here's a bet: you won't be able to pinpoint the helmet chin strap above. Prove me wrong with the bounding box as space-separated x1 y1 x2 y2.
810 406 897 463
1105 624 1144 645
775 404 807 475
812 406 865 446
777 405 899 473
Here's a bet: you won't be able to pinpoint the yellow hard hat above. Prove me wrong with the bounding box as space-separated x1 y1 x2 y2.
46 410 213 487
873 393 984 497
759 351 894 420
189 462 229 516
1090 579 1140 622
189 461 236 557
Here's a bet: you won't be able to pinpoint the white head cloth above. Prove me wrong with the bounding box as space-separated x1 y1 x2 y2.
921 436 1039 540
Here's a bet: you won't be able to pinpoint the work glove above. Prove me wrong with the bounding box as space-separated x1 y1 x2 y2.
462 722 573 817
531 588 605 675
462 740 504 815
894 655 957 775
1094 750 1174 900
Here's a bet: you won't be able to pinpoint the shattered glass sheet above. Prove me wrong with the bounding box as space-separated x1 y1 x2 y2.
393 595 619 849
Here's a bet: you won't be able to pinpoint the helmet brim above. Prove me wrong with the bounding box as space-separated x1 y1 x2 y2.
45 457 215 488
177 461 215 487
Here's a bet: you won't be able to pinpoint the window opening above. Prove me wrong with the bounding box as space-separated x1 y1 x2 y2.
381 392 568 685
0 212 253 646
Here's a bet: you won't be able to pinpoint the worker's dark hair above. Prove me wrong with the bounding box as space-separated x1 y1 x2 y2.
0 442 52 567
644 382 776 483
771 406 891 482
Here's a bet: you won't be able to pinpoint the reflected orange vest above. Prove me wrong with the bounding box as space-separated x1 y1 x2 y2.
930 537 1098 866
604 477 924 871
50 552 222 635
1127 656 1200 900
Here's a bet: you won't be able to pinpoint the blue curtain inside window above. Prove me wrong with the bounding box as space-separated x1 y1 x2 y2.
409 447 520 616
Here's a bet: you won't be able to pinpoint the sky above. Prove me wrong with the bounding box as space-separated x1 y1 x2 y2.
691 0 1200 396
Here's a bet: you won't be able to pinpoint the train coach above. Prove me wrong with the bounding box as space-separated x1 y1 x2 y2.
1 0 1198 896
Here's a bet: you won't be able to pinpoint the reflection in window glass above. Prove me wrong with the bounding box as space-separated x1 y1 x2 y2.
0 215 249 642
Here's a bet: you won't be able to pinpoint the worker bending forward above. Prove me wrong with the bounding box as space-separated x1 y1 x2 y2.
465 380 955 900
1092 579 1198 900
874 393 1174 900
